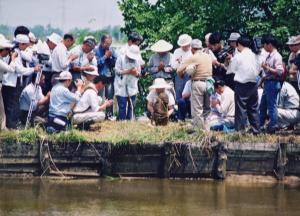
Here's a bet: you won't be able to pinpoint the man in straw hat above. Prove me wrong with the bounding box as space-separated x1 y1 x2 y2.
148 40 173 80
287 35 300 94
171 34 193 101
73 75 113 130
115 44 142 120
177 39 212 129
47 71 83 133
0 35 18 130
147 78 175 126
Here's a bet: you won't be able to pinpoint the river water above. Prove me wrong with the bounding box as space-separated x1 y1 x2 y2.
0 177 300 216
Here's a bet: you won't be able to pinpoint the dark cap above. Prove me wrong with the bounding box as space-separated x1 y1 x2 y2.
84 36 97 48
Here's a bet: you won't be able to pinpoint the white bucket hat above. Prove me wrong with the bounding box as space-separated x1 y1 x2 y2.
47 33 62 45
0 37 13 49
126 45 142 60
228 33 241 41
191 39 202 49
177 34 192 47
151 40 173 53
286 35 300 46
56 71 73 80
149 78 171 90
83 65 99 76
15 34 30 44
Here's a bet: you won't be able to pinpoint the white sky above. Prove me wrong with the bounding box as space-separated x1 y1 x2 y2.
0 0 124 30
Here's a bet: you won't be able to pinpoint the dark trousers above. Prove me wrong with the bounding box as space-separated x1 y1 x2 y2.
234 81 260 132
224 74 235 90
48 115 69 132
2 79 25 129
116 95 136 120
177 98 191 121
104 78 114 116
175 73 189 101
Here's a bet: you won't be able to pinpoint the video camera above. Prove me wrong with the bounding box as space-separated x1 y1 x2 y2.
37 53 50 65
217 46 235 62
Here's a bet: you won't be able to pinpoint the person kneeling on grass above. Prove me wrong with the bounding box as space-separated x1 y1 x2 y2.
73 76 113 130
19 73 50 126
147 78 175 126
47 71 83 133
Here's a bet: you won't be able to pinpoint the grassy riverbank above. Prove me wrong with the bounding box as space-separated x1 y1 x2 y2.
0 121 299 145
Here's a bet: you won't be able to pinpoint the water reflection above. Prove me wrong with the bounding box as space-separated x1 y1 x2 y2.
0 178 300 216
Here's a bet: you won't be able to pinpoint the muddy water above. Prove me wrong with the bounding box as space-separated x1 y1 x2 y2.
0 177 300 216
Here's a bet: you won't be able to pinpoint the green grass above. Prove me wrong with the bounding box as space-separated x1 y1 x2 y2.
0 121 299 146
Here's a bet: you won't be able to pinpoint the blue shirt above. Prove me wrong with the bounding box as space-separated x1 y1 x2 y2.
95 45 117 77
49 83 81 117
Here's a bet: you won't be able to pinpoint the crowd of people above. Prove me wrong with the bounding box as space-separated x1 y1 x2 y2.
0 25 300 134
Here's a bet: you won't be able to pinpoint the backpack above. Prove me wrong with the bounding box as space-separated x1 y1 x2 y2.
152 92 169 126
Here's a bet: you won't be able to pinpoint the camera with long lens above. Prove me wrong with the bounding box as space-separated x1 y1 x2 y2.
217 46 235 62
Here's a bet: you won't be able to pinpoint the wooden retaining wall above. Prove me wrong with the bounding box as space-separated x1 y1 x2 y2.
0 141 299 180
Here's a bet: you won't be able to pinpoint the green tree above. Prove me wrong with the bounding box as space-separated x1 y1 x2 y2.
118 0 300 115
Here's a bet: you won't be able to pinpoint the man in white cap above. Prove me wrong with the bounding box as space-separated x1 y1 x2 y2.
81 65 99 85
224 32 241 89
43 32 62 94
73 75 113 130
2 34 41 129
287 35 300 94
177 39 212 129
114 44 142 120
47 71 83 132
0 36 18 130
147 78 175 125
171 34 193 101
148 40 173 80
69 36 97 81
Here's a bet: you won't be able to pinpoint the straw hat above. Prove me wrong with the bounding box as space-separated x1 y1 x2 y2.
83 65 99 76
177 34 192 47
286 35 300 46
149 78 171 90
47 33 62 45
151 40 173 53
126 45 141 60
56 71 72 80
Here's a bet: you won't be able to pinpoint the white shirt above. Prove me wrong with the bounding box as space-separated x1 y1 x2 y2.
278 82 299 109
19 83 44 111
69 45 97 68
51 42 71 72
74 84 102 113
0 56 16 82
3 48 35 87
219 86 235 117
147 89 175 106
114 55 141 97
171 48 192 69
230 48 260 83
182 80 192 98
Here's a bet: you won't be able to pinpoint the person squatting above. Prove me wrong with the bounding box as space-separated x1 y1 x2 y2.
0 25 300 134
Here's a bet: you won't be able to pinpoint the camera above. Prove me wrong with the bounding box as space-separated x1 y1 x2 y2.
217 46 235 62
